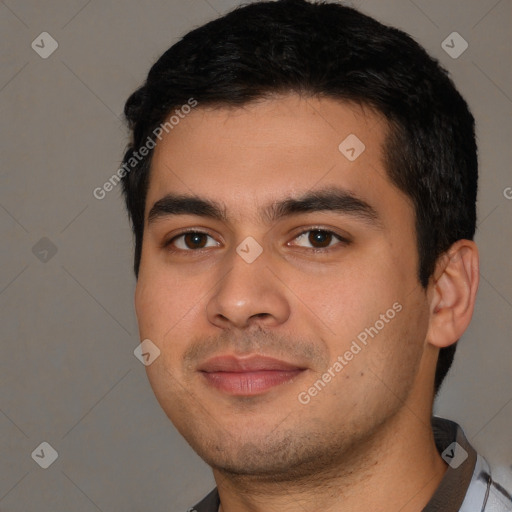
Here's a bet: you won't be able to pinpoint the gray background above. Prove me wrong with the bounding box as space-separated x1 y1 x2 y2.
0 0 511 511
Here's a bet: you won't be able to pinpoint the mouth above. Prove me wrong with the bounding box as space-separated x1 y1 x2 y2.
198 354 307 396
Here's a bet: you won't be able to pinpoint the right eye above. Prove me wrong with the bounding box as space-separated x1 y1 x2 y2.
164 231 220 252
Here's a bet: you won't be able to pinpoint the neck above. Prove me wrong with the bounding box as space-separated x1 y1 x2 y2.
214 398 447 512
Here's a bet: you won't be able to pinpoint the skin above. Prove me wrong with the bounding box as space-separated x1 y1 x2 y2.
134 94 479 512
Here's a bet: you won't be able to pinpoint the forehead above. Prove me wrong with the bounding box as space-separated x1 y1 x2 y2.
145 94 407 223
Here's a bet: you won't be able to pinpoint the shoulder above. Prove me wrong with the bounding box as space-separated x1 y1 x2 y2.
461 454 512 512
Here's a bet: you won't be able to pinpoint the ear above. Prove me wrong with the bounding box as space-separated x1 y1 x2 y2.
426 240 479 349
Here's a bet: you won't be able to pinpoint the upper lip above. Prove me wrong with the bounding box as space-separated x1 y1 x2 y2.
198 354 306 373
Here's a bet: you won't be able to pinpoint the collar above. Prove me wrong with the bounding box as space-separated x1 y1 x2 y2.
422 416 477 511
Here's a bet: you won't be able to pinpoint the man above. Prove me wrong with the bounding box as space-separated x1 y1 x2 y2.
120 1 512 510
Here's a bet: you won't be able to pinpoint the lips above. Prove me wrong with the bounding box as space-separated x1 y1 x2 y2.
198 355 306 396
199 355 303 372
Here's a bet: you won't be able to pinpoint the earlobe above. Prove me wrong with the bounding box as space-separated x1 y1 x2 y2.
426 240 479 348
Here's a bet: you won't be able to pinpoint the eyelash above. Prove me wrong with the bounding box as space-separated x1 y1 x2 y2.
162 228 350 254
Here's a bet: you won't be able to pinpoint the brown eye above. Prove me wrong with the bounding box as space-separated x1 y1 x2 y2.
167 232 219 251
308 230 333 248
183 232 208 249
291 229 348 250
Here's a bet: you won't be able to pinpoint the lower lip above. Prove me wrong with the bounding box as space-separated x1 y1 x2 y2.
201 370 304 395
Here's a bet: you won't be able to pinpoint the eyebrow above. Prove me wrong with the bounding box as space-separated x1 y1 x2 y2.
147 186 382 228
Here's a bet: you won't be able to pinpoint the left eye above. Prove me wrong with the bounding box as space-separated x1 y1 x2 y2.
169 232 219 250
292 229 346 249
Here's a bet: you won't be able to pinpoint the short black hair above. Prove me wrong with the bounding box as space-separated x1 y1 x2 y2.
120 0 478 396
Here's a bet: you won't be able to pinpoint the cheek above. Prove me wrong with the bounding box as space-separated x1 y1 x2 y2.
288 258 404 345
134 275 201 404
362 293 430 398
289 245 425 383
135 278 168 335
134 256 195 412
134 272 204 355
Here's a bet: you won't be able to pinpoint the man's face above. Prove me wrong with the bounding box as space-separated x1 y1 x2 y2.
135 95 432 477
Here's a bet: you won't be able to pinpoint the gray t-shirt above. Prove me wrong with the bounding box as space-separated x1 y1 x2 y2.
189 417 512 512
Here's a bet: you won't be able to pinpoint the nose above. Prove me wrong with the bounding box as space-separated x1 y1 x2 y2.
205 246 291 330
